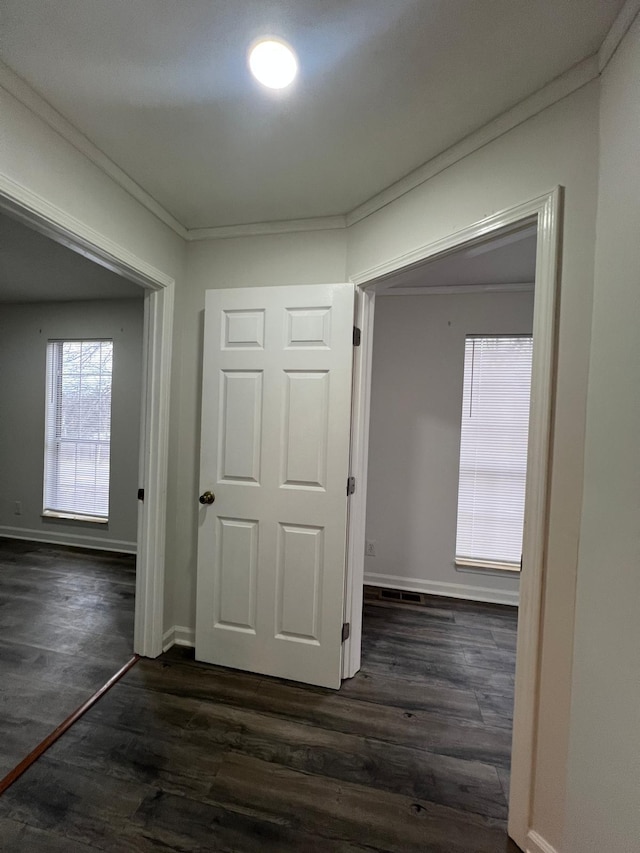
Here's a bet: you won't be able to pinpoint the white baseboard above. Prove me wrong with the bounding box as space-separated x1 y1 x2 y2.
0 525 137 555
527 830 559 853
363 572 519 606
162 625 195 652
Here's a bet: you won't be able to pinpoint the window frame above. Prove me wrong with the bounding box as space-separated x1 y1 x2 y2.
42 338 114 524
454 333 533 572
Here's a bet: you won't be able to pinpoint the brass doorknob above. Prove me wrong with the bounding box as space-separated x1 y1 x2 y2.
199 490 215 505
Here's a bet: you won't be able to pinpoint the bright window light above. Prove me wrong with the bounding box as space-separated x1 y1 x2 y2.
455 335 533 568
249 39 298 89
43 339 113 521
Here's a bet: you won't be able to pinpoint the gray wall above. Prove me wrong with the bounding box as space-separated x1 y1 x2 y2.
365 290 534 605
0 298 144 551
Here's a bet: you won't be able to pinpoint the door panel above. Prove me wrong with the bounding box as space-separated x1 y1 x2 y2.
196 284 354 688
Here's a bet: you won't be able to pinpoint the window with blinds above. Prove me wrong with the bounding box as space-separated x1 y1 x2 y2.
455 335 533 569
43 340 113 521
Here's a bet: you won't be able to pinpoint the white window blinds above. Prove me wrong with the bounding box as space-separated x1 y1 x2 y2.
455 335 533 567
43 340 113 520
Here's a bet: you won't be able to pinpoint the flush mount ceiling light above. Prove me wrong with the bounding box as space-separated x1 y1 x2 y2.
248 38 298 89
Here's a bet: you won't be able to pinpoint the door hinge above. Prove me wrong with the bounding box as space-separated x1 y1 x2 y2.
137 488 144 501
353 326 361 347
347 476 356 496
341 622 351 643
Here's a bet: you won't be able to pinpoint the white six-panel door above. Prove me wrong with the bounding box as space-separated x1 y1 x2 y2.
195 284 355 689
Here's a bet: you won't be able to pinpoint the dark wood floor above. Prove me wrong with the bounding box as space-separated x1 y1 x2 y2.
0 568 520 852
0 538 135 777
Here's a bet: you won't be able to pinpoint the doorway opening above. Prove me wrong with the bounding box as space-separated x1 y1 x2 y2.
345 190 561 849
0 182 174 778
0 181 174 662
0 206 148 770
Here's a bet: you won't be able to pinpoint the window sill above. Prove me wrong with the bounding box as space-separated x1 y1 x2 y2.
42 511 108 525
455 557 521 574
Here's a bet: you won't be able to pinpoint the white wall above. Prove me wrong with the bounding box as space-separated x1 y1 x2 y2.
0 80 186 622
0 55 613 852
167 231 349 629
564 14 640 853
365 291 533 605
173 84 598 850
0 298 144 550
347 82 599 852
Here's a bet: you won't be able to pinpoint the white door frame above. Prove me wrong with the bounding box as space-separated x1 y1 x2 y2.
344 188 562 850
0 175 174 659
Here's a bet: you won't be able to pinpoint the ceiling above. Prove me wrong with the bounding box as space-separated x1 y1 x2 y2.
0 212 144 302
385 227 537 291
0 1 624 230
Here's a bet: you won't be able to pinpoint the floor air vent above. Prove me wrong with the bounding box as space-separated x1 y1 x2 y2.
365 586 427 606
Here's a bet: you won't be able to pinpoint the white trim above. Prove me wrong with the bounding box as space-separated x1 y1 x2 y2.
380 282 535 297
162 625 196 652
345 189 561 852
187 215 346 241
0 61 187 240
0 176 174 291
0 526 136 554
0 172 174 661
41 511 108 524
134 282 174 658
526 830 559 853
346 57 596 228
342 287 375 680
363 573 519 607
351 202 543 287
598 0 640 72
508 190 560 848
455 558 521 574
0 49 599 242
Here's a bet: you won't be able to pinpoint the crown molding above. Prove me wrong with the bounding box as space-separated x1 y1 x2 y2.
0 61 188 240
598 0 640 72
346 55 599 228
187 215 346 241
0 35 614 243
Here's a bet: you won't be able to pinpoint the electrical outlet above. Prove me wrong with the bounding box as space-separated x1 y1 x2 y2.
365 540 376 557
14 501 22 516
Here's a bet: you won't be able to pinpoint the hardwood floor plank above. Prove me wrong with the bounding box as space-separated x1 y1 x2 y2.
363 601 455 624
0 718 57 779
497 767 511 802
475 691 515 730
47 718 225 800
463 648 517 672
452 610 518 631
0 572 134 611
0 673 95 731
206 752 516 853
340 666 483 718
184 696 508 818
0 757 150 849
0 638 126 693
76 680 202 740
360 643 515 694
0 539 135 775
130 787 382 853
0 549 519 853
360 647 511 696
491 627 519 650
0 818 98 853
363 617 499 647
122 652 512 767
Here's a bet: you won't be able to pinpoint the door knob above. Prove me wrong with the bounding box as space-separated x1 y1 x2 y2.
199 490 215 505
